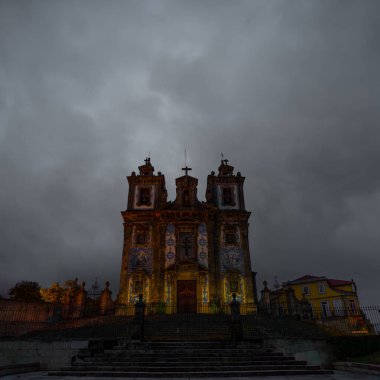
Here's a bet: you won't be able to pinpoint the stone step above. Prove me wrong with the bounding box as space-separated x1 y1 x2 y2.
82 354 295 361
103 348 274 355
82 356 295 364
95 355 290 362
66 364 321 372
49 369 334 377
117 342 264 349
49 339 332 378
100 348 283 355
131 339 263 347
77 359 306 367
86 353 291 360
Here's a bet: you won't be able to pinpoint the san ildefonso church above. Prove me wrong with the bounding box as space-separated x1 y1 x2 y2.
117 158 256 313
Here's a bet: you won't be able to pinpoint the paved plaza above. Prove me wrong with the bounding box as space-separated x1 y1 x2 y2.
2 371 380 380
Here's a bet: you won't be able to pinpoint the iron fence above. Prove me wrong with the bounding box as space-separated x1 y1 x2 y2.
262 302 380 336
1 301 379 339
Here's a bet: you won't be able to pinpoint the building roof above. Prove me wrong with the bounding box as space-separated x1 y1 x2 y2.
327 278 353 287
286 275 353 287
287 275 325 284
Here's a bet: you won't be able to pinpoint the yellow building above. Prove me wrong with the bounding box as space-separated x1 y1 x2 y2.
282 275 368 334
285 275 360 318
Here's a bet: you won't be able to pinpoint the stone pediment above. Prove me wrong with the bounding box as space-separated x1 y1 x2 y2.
176 175 198 188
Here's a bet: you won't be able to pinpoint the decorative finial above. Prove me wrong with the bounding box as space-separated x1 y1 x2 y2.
144 157 150 165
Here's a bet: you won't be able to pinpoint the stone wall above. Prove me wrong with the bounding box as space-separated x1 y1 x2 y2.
0 340 88 370
264 338 332 368
0 300 54 322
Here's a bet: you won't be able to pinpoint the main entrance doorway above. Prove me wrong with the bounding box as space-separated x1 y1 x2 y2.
177 280 197 313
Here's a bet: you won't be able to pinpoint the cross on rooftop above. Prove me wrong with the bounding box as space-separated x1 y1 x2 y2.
182 166 192 176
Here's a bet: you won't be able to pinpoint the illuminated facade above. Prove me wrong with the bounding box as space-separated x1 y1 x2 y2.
117 158 255 313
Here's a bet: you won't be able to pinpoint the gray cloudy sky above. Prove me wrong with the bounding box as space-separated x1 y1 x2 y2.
1 0 379 304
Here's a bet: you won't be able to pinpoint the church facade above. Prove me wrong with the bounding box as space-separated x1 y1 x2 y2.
117 158 255 313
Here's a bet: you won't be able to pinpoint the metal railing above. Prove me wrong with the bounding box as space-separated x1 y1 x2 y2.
260 303 380 336
1 301 379 339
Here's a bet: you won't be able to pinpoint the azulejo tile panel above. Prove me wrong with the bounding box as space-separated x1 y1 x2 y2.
197 223 208 268
165 223 176 268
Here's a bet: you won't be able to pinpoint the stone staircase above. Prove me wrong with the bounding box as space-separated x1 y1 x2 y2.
49 340 333 377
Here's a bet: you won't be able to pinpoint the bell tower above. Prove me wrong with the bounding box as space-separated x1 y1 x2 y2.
127 157 167 210
118 158 168 304
206 159 245 210
206 159 255 305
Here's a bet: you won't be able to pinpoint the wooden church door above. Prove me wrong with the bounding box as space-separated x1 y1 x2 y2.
177 280 197 313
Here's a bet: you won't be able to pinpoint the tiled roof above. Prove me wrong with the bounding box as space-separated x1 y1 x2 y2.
327 278 353 287
286 275 353 288
287 275 325 284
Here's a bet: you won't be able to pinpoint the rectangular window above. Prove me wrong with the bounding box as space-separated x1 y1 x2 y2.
321 301 331 318
349 300 357 314
303 286 310 295
333 299 344 316
318 283 326 294
222 187 235 206
225 226 237 245
225 233 236 245
223 188 232 204
138 187 151 206
136 231 147 245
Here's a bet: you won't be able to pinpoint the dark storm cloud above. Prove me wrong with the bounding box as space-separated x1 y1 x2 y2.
0 0 379 304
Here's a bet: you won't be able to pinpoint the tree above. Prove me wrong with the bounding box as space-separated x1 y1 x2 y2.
8 281 42 302
63 278 81 298
40 282 65 303
40 278 81 304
